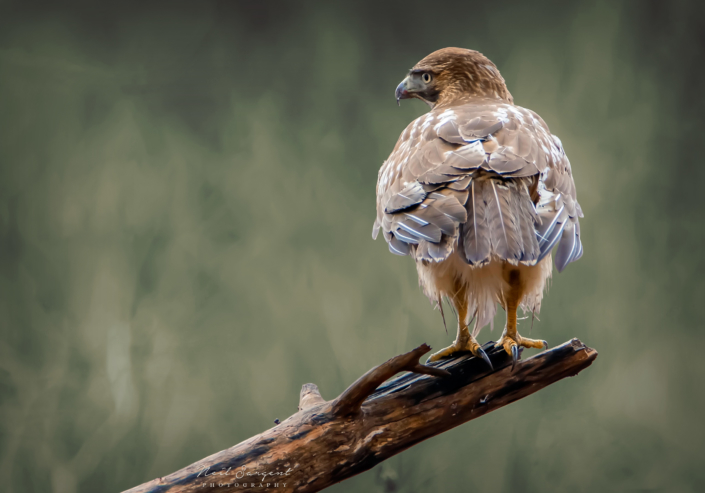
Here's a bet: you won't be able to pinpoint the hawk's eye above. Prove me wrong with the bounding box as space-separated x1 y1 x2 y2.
422 73 432 84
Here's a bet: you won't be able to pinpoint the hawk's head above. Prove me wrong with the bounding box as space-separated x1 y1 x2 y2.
395 47 513 108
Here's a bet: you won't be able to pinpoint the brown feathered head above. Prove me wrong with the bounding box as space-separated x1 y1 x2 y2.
395 47 513 108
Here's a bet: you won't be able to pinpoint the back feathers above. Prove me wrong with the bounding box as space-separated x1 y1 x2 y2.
374 101 584 272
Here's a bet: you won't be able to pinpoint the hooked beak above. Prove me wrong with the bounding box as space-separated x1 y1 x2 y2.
395 77 411 106
395 75 428 106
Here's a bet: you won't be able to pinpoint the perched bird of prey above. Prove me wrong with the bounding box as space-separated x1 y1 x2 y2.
373 48 583 367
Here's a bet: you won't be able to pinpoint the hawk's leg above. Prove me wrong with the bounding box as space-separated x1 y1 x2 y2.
427 285 492 368
497 269 547 370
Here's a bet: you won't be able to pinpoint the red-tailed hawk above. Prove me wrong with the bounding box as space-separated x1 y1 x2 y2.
373 48 583 367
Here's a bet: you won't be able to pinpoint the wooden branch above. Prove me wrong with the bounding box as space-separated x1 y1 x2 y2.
124 338 597 493
330 343 450 416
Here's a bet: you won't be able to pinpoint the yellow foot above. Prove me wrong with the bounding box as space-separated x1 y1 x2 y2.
498 333 548 370
426 337 492 369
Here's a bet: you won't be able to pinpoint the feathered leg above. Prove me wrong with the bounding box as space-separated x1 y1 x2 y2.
427 280 492 368
498 268 547 370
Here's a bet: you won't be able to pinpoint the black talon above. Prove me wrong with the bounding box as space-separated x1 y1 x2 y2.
511 345 519 371
542 340 548 350
476 347 493 370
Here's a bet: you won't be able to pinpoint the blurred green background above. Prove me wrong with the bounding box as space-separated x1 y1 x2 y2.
1 1 704 492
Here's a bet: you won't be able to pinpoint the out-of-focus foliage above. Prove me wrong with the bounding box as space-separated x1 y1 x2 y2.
0 1 703 492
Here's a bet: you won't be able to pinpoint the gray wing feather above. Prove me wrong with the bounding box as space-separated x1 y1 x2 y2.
429 193 468 222
461 180 491 265
414 240 430 260
409 205 457 236
536 204 565 247
555 222 583 272
445 141 485 169
447 175 473 190
388 235 411 256
514 184 540 263
536 207 569 263
506 161 540 178
396 217 442 243
417 169 464 186
393 227 420 244
554 223 576 272
572 222 584 262
483 180 523 262
460 119 505 139
436 120 465 144
487 153 527 174
384 181 427 214
427 236 453 261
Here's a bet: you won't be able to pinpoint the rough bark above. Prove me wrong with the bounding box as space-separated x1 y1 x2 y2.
124 338 597 493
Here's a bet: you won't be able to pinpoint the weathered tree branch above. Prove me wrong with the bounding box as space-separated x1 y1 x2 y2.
330 343 450 416
124 338 597 493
